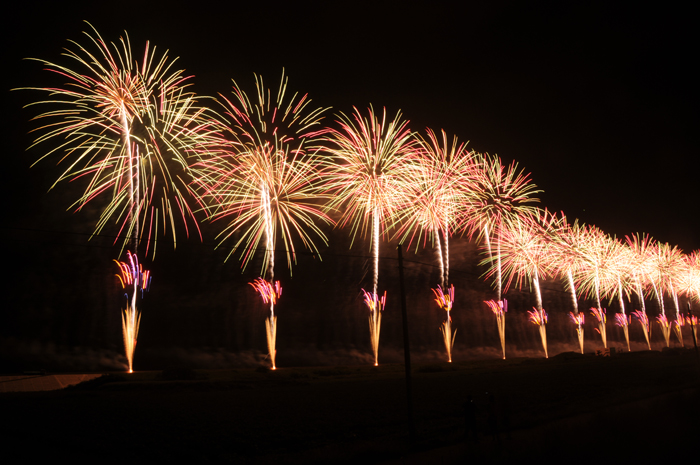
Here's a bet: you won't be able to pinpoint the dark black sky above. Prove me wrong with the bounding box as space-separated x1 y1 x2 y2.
1 1 698 370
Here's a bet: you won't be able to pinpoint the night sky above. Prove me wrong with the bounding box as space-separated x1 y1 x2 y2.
2 1 698 371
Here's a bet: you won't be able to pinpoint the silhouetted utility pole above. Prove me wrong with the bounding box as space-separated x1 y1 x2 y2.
397 244 415 441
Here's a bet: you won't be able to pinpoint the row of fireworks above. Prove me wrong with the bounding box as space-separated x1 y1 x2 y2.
19 23 699 371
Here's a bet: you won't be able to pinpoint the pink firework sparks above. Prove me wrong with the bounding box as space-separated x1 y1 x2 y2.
250 278 282 305
432 285 455 313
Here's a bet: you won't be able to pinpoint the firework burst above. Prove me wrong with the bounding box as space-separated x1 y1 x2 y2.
626 234 656 348
466 154 541 301
323 106 415 364
19 22 218 257
485 299 507 359
648 241 684 347
324 106 415 292
193 71 332 369
394 129 478 287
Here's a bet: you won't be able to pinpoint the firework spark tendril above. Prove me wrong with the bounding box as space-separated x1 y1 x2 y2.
485 299 507 359
362 289 386 366
432 285 456 362
114 251 151 373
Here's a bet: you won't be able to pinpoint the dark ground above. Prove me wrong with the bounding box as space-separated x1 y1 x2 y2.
2 348 699 464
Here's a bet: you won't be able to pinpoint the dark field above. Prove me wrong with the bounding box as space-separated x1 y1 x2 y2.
2 349 699 464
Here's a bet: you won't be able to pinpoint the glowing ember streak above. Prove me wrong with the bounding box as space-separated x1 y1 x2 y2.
589 308 608 349
250 278 282 370
569 311 585 354
615 313 631 352
433 285 456 362
485 299 507 359
633 310 652 350
362 289 386 366
527 307 548 358
18 22 217 257
114 251 151 373
656 314 671 347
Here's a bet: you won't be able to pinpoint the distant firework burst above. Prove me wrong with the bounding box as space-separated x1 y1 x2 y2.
362 289 386 366
485 299 507 359
114 251 151 373
467 154 541 301
395 128 478 288
433 285 456 362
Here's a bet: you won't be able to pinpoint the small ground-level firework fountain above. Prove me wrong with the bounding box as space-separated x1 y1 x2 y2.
569 311 585 354
615 313 631 351
114 252 151 373
633 310 652 350
485 299 507 359
673 316 685 347
589 307 607 349
527 307 548 358
363 289 386 366
686 314 698 344
656 314 671 347
433 285 456 362
250 278 282 370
